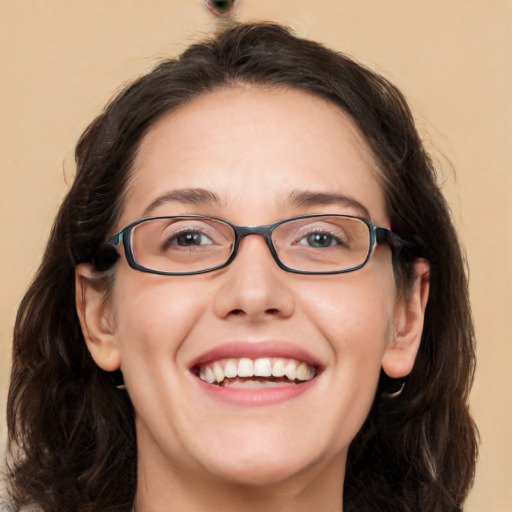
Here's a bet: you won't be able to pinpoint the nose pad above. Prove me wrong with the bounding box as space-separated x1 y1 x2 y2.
212 235 295 320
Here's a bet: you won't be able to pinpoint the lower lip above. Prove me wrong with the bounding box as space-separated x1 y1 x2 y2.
194 377 317 406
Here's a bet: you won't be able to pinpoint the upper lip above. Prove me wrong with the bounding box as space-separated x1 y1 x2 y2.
189 341 323 370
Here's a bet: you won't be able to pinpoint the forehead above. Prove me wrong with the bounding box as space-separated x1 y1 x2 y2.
122 86 387 226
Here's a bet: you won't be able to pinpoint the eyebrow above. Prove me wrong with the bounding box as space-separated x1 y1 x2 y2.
142 187 370 219
143 188 222 217
287 190 370 218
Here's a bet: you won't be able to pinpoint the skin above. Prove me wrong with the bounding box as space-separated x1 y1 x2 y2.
76 86 429 512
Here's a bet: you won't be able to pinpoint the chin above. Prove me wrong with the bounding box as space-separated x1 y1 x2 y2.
193 429 339 488
206 453 319 487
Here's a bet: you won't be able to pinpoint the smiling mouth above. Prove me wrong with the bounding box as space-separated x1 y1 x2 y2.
195 357 317 388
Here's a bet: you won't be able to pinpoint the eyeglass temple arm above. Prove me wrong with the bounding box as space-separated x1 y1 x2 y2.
376 227 424 261
91 233 122 271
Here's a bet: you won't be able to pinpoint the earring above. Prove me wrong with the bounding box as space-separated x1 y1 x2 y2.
111 369 126 390
382 381 405 399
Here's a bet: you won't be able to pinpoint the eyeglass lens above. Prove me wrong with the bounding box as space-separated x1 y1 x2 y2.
129 216 371 274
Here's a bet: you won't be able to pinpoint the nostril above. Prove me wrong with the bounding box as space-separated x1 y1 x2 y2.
228 308 280 317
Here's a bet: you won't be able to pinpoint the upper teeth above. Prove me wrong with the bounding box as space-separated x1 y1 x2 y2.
198 357 316 385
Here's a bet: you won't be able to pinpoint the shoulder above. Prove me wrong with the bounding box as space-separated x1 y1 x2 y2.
0 495 42 512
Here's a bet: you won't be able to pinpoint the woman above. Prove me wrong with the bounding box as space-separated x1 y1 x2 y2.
5 22 477 512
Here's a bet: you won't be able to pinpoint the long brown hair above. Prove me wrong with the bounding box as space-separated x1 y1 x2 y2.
6 22 477 512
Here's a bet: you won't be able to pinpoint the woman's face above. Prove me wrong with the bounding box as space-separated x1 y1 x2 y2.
80 87 421 487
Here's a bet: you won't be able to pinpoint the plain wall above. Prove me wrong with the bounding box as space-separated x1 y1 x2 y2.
1 1 510 510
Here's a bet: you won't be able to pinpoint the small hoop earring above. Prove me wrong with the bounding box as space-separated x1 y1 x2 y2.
111 369 126 390
382 381 405 399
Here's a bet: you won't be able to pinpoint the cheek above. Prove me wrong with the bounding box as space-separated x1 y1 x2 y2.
288 272 395 454
110 270 207 368
304 269 395 347
302 269 396 396
108 272 210 436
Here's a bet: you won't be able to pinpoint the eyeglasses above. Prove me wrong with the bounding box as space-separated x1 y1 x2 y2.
107 214 406 276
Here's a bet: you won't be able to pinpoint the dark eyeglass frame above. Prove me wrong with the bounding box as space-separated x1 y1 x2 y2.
106 214 407 276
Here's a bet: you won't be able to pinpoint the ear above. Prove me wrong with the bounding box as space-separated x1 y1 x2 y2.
382 259 430 379
75 263 121 372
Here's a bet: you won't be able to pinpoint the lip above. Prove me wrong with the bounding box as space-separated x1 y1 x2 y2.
195 376 317 406
190 340 323 368
189 341 322 406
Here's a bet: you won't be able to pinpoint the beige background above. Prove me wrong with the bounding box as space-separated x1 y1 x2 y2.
1 1 510 510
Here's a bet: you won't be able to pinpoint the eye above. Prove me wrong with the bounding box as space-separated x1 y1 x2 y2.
156 218 232 252
301 232 337 248
297 229 348 249
172 231 213 247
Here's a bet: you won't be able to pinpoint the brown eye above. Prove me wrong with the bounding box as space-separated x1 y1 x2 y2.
173 232 212 246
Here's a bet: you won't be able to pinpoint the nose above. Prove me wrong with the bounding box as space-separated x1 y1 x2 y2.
212 235 295 321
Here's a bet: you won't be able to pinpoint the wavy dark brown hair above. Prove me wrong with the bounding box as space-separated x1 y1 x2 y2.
5 22 477 512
